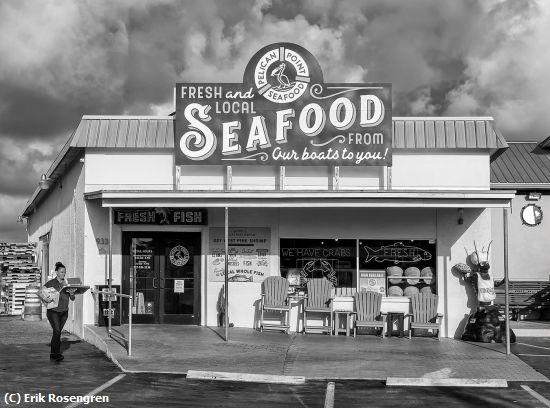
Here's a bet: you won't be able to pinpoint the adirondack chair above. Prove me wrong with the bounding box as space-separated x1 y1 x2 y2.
408 293 443 340
353 291 386 338
304 278 333 335
260 276 291 333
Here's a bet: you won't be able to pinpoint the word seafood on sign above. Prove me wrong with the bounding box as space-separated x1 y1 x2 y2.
175 42 392 166
363 242 432 264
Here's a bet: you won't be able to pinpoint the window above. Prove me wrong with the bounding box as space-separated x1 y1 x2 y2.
280 239 356 288
359 239 436 296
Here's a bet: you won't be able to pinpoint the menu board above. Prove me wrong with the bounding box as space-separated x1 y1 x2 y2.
208 227 271 282
132 238 154 277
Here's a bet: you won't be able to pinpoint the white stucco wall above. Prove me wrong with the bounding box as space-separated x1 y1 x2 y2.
232 165 278 190
176 151 490 191
82 201 112 326
178 165 226 190
85 149 174 192
391 151 490 190
26 160 86 337
491 193 550 282
437 208 492 338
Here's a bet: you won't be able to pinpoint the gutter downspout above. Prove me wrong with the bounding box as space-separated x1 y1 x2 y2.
71 193 76 332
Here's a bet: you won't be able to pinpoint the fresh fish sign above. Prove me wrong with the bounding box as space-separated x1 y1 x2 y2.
363 242 432 264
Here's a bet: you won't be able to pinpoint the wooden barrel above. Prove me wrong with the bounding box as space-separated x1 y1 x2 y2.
420 267 435 284
23 284 42 321
404 286 420 297
387 266 404 284
387 285 404 297
404 267 420 285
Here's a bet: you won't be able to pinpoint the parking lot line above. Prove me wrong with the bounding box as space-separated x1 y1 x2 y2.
65 374 126 408
517 342 550 351
517 354 550 357
324 382 335 408
521 385 550 407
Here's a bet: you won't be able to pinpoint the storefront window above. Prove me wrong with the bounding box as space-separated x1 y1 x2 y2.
359 239 436 297
280 239 356 289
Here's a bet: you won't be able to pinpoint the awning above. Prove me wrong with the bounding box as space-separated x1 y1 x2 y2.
85 190 515 208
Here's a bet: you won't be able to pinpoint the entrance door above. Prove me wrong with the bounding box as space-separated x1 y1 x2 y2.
122 232 201 324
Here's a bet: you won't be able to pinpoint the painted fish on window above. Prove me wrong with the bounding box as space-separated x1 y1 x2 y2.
363 242 432 264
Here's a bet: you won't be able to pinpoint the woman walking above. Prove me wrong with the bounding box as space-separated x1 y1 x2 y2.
40 262 76 362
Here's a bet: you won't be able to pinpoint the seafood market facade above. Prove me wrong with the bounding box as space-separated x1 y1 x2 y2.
21 43 513 338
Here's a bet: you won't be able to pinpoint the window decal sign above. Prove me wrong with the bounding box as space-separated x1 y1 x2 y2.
363 242 432 264
169 246 190 267
175 42 392 166
208 227 271 282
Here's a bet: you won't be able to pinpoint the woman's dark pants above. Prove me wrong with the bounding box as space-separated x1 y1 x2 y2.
46 310 68 356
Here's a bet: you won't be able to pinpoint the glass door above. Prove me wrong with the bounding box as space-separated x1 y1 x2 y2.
124 235 158 324
160 233 201 324
122 231 201 324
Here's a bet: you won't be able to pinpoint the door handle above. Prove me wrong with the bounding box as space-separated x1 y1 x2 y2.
152 278 158 289
160 277 165 289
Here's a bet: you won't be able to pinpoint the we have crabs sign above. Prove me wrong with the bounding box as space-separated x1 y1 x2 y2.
175 43 392 166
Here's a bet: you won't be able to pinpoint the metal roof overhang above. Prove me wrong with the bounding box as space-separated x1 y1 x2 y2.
84 190 515 208
491 183 550 190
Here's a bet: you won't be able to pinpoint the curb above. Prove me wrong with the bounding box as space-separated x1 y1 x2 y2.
386 377 508 387
187 370 306 384
82 326 127 373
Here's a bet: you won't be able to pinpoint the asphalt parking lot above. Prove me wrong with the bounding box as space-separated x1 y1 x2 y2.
1 318 550 408
2 340 550 408
512 337 550 379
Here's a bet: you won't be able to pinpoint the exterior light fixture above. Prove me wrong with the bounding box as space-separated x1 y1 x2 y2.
528 192 542 201
16 215 23 224
458 208 464 225
39 174 52 190
39 174 61 190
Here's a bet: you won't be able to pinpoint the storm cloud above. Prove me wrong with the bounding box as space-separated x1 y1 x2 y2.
1 0 550 240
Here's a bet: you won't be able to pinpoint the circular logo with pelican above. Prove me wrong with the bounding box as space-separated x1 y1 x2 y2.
169 245 190 267
253 45 310 103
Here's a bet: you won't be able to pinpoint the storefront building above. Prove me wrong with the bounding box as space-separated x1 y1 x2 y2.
21 43 514 339
490 140 550 285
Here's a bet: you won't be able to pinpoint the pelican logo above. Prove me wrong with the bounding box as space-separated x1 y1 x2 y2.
254 45 310 103
169 245 190 267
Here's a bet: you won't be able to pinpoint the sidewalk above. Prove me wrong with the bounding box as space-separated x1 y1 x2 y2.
84 324 550 382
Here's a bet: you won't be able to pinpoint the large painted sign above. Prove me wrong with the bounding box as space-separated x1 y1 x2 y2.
208 227 271 282
176 43 392 166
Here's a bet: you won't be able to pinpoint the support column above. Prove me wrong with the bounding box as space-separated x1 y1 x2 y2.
224 206 229 342
503 207 511 355
108 207 113 330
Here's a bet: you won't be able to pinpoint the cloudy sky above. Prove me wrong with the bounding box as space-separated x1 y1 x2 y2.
1 0 549 241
